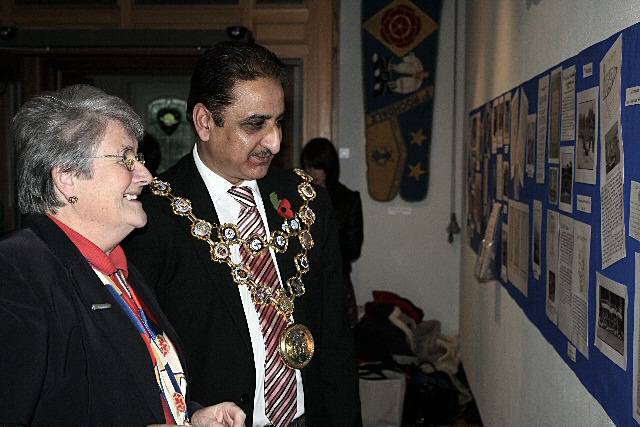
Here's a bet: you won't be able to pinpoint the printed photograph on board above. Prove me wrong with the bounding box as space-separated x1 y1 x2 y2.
549 166 559 204
560 146 574 212
597 284 625 357
605 122 621 174
548 67 562 163
576 88 598 184
526 114 536 177
595 272 627 370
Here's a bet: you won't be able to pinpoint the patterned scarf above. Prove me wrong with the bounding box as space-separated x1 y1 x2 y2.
48 215 189 424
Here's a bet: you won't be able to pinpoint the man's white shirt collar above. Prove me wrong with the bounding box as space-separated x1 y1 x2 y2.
193 145 259 200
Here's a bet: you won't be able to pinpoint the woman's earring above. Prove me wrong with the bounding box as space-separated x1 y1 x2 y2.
68 196 78 204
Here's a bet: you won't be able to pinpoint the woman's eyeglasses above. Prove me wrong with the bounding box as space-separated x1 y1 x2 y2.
92 147 145 172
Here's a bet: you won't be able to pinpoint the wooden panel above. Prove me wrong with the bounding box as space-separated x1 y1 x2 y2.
304 0 332 141
254 23 305 43
130 6 244 28
252 7 308 23
11 7 121 28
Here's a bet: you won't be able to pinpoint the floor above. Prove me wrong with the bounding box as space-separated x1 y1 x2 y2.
402 398 483 427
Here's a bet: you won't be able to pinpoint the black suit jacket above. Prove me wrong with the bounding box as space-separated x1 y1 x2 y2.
0 214 190 426
124 154 361 426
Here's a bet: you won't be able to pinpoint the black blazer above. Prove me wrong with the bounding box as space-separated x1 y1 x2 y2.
124 154 362 426
0 214 190 426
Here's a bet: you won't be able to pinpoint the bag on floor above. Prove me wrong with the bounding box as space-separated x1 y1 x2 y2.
359 364 406 427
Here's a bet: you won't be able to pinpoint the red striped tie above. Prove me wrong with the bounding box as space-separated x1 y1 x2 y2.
228 186 297 427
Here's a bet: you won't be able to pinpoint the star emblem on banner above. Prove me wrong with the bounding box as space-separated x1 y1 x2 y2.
408 162 427 181
410 129 427 146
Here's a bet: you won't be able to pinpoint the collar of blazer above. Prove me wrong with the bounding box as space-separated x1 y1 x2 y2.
24 214 180 421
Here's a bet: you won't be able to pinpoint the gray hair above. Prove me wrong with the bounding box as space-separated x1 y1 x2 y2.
13 84 144 214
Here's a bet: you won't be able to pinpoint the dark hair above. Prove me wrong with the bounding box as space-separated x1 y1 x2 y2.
187 40 286 127
140 132 161 176
300 137 340 188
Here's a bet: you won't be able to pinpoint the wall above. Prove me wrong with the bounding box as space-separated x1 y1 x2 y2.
338 0 463 335
461 1 640 425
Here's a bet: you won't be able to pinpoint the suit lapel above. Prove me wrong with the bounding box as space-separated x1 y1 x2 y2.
169 155 253 356
27 215 164 421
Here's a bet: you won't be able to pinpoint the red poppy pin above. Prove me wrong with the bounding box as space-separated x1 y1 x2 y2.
270 192 294 219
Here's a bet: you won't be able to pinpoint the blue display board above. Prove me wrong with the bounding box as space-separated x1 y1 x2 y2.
466 22 640 426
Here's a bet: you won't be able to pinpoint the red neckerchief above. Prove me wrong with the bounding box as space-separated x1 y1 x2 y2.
48 214 128 278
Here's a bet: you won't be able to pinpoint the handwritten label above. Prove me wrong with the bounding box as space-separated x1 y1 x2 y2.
582 63 593 78
387 207 412 216
625 86 640 106
576 195 592 213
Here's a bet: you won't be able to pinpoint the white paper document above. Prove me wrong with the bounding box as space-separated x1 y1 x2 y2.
536 75 549 184
625 86 640 106
633 254 640 422
532 200 542 280
595 272 627 370
558 214 574 339
576 87 599 184
475 202 503 281
496 154 503 201
600 35 626 269
492 98 499 153
577 194 592 214
546 210 560 324
561 65 576 141
503 92 512 145
630 181 640 242
548 67 562 164
526 114 536 178
501 224 508 282
512 89 529 199
511 89 520 151
572 220 591 358
507 199 530 296
549 166 559 205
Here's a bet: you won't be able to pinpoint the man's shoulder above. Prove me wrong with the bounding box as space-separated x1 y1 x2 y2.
158 152 196 183
261 166 300 187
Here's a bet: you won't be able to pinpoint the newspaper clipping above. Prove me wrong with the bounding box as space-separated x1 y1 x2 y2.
576 87 599 185
536 75 549 183
561 65 577 141
600 35 626 269
546 209 560 324
507 199 529 296
558 214 574 338
572 220 591 358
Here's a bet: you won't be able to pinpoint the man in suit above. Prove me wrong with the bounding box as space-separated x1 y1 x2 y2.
125 41 361 427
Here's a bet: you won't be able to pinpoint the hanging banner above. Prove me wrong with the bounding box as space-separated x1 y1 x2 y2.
362 0 443 201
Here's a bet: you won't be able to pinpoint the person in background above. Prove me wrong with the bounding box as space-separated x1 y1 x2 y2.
124 41 361 426
301 137 364 327
0 84 245 427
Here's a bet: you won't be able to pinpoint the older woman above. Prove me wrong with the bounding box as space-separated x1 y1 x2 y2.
0 84 244 427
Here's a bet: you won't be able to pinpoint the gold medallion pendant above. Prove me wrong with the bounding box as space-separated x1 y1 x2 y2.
278 324 315 369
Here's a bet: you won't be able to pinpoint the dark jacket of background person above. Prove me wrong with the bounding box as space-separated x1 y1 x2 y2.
329 181 364 276
301 138 364 326
124 155 362 426
0 214 191 426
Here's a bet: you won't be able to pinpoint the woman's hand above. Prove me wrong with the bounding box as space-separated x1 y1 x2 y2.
190 402 246 427
146 402 245 427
